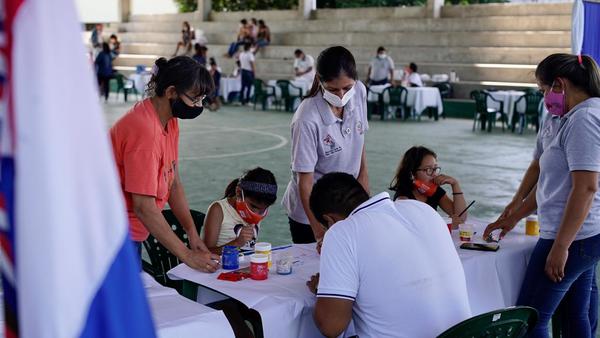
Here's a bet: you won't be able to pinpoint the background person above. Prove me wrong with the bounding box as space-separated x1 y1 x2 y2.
110 56 220 273
282 46 370 245
239 43 255 105
173 21 195 56
109 33 120 60
293 49 315 84
253 19 271 54
95 42 114 101
366 46 394 86
402 62 423 87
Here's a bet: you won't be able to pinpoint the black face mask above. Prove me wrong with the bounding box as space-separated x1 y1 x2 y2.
170 98 203 119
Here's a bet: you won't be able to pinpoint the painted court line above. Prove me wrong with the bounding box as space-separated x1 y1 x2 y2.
180 127 288 160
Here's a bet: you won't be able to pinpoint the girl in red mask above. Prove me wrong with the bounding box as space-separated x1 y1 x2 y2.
203 167 277 252
390 146 467 228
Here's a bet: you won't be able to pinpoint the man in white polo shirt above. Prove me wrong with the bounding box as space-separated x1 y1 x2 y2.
293 49 315 83
307 172 471 338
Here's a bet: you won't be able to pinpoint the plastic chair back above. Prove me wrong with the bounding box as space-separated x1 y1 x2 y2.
387 86 407 107
143 209 205 291
276 80 291 99
470 90 488 114
437 306 538 338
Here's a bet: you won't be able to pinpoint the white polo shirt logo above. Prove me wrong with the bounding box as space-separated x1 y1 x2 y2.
323 134 342 156
356 121 364 135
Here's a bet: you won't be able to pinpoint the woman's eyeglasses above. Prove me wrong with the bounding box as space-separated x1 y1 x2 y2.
181 92 206 107
416 167 441 176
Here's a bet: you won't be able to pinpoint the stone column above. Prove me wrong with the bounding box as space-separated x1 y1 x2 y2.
425 0 444 18
299 0 316 19
118 0 131 22
197 0 212 21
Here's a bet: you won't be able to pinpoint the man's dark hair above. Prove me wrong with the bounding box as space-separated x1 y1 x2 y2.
309 173 369 226
377 46 385 53
409 62 418 73
294 49 303 57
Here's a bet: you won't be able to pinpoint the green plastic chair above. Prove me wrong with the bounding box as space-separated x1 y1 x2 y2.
384 86 409 120
276 80 303 112
437 306 538 338
109 73 138 102
470 90 507 132
252 79 276 111
512 91 543 134
142 209 205 293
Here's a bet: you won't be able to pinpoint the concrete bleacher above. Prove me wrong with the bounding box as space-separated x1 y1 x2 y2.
110 2 571 99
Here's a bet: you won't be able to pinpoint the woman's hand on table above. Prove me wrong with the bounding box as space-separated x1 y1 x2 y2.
184 250 221 273
483 216 518 241
545 244 568 283
307 273 320 295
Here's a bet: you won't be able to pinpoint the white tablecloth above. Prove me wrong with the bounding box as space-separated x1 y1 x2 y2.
455 220 537 315
142 273 234 338
169 218 537 337
367 85 444 117
486 90 526 122
220 77 241 103
130 73 152 96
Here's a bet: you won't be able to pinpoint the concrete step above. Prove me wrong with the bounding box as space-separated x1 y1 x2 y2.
312 6 425 19
113 65 535 99
441 2 572 17
118 30 570 48
114 54 539 84
278 31 569 48
116 15 570 34
120 43 569 65
129 12 200 23
208 10 300 22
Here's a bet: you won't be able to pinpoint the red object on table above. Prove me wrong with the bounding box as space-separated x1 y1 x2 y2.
217 271 250 282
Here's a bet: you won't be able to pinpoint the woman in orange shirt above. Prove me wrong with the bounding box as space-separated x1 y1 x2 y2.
110 56 219 272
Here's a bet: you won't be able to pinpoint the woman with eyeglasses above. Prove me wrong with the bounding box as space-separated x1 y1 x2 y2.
282 46 370 245
389 146 467 227
110 56 221 273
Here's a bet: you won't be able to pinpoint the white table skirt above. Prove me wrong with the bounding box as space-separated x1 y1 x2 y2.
367 85 444 117
455 219 537 315
129 73 152 96
142 273 234 338
169 218 537 337
486 90 526 122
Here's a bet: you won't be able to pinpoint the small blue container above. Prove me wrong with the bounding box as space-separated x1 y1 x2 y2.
222 245 239 270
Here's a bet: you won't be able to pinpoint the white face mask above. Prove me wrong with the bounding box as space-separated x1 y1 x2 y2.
378 54 387 59
322 85 356 108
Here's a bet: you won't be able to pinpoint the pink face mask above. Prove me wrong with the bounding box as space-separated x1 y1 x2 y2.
544 80 567 117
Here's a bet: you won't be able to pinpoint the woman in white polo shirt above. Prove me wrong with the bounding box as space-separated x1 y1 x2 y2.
485 53 600 338
282 46 370 244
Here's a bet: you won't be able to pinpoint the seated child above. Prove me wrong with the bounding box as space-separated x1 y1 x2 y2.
203 167 277 251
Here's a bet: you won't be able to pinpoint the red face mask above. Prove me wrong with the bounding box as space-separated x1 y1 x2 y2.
235 191 268 225
413 179 438 197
